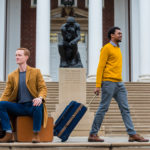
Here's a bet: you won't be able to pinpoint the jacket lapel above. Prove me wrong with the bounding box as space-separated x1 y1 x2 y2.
14 68 19 89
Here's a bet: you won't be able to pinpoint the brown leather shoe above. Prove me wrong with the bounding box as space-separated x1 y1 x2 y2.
11 132 17 142
88 134 104 142
0 132 13 142
32 132 40 143
129 134 149 142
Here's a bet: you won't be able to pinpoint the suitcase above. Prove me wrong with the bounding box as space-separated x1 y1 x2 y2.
54 101 87 142
17 116 53 142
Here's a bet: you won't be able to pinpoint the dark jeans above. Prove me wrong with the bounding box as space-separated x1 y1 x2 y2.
0 101 43 132
90 81 136 135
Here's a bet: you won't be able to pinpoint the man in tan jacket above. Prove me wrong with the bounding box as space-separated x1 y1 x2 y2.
0 48 48 143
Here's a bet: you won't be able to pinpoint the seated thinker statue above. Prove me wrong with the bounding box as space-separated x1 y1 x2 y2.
58 17 83 68
0 48 48 143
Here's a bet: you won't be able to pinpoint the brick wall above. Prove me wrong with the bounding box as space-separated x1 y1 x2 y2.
103 0 114 45
51 0 58 9
77 0 88 10
21 0 36 67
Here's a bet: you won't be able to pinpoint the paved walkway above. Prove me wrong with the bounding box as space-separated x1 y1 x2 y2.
0 136 150 150
53 135 150 143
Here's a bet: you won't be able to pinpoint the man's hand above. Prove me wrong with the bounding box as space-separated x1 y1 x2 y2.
94 87 100 95
32 97 42 106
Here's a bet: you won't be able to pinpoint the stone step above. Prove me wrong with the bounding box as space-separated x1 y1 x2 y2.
103 122 150 126
1 138 150 150
106 125 150 129
105 130 150 135
105 109 150 113
89 106 150 110
104 113 150 116
103 116 150 120
103 119 150 123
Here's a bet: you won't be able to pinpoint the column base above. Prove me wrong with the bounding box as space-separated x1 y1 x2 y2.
87 75 96 82
138 75 150 82
43 74 52 82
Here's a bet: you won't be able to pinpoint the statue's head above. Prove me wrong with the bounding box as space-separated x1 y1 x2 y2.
66 17 75 25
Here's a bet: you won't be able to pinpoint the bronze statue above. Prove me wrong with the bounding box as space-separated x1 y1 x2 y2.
58 17 83 68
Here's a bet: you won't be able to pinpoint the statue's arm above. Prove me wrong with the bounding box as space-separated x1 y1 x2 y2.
61 25 67 41
69 23 81 45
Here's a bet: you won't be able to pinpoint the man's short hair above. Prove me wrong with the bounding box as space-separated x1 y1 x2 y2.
108 27 121 40
17 48 30 58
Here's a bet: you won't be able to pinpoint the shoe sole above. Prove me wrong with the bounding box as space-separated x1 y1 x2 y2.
88 139 104 142
32 140 40 143
129 140 149 142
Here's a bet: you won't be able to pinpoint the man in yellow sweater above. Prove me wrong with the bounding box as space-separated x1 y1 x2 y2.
88 27 149 142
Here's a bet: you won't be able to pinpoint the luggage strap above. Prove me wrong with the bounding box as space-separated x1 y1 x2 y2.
58 104 84 137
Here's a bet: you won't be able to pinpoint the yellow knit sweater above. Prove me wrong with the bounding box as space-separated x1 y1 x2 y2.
96 42 122 88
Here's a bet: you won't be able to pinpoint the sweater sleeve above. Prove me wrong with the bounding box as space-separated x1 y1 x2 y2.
96 47 109 88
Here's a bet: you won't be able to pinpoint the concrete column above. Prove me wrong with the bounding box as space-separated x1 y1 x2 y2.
130 0 140 81
36 0 51 81
6 0 21 77
138 0 150 81
0 0 6 81
87 0 103 82
114 0 129 81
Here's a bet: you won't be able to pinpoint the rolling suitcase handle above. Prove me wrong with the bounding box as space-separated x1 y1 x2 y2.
88 94 97 106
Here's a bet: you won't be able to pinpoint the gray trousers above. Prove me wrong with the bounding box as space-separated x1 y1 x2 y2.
90 81 136 135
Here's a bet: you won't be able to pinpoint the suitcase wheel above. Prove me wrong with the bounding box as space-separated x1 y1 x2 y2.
61 136 68 142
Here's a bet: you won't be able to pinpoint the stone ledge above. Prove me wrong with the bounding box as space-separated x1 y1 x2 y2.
0 136 150 148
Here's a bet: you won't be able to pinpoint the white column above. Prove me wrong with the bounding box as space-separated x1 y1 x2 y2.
6 0 21 77
36 0 51 81
0 0 6 81
87 0 103 81
114 0 129 82
130 0 140 81
138 0 150 81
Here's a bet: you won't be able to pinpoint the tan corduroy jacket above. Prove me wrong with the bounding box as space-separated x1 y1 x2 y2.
0 66 48 128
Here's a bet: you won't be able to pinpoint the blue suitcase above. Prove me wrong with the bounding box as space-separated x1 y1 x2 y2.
54 101 87 142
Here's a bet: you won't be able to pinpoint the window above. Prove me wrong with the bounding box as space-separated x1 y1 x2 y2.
85 0 105 8
31 0 37 8
85 0 88 8
58 0 77 7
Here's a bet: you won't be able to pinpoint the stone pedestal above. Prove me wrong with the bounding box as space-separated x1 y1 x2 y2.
52 68 105 136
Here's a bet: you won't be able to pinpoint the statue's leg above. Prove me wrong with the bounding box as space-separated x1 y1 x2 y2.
69 45 77 66
75 52 83 68
70 45 83 68
58 44 68 67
